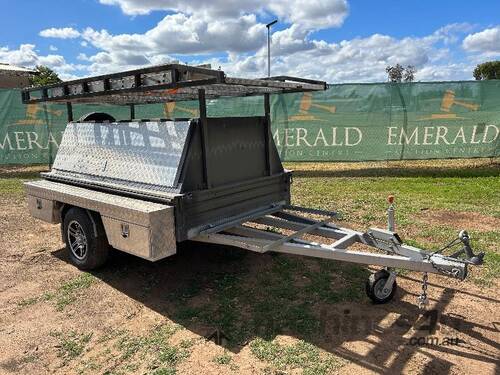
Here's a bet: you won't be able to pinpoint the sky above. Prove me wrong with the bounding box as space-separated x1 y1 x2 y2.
1 0 500 82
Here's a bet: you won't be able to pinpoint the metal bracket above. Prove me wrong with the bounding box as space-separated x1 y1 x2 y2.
262 215 335 252
382 270 397 295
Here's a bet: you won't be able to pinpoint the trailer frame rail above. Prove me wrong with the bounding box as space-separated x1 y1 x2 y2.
193 205 484 281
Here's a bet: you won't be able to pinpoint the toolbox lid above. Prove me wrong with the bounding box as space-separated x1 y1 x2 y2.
43 120 191 197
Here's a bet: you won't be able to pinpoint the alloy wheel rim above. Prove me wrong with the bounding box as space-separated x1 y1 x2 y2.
67 220 87 260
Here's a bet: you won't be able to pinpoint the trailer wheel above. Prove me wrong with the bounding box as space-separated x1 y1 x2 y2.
63 208 109 270
365 269 397 304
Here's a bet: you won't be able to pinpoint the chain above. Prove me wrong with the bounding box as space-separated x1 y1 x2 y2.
417 272 429 309
430 261 462 278
430 237 462 257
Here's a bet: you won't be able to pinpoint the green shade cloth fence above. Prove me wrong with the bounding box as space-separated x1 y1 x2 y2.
1 80 499 165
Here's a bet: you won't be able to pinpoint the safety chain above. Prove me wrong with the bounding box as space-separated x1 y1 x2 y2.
430 260 462 278
430 237 462 257
417 272 429 309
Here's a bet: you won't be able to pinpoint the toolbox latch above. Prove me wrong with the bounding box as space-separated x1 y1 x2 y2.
121 223 129 238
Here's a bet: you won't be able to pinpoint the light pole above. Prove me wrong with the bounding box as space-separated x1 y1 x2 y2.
266 19 277 77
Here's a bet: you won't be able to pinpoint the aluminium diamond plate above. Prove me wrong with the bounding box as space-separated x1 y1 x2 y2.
51 121 191 190
25 180 177 260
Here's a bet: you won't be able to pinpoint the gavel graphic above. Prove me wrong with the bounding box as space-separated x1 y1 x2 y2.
299 92 336 114
164 101 199 117
440 90 479 112
26 103 64 118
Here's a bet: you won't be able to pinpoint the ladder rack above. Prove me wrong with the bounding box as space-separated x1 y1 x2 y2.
21 63 326 105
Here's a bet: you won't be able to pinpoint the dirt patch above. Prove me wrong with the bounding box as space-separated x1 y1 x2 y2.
0 165 48 173
417 210 500 232
0 194 499 375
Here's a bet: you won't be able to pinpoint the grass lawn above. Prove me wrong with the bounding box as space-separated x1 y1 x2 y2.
1 159 499 374
286 158 499 286
0 166 49 195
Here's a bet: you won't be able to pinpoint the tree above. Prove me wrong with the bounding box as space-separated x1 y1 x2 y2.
403 65 416 82
473 61 500 80
386 64 416 82
29 65 62 86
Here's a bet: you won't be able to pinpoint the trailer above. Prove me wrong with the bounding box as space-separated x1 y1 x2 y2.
22 63 484 306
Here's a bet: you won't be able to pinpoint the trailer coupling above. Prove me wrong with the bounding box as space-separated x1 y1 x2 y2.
362 227 484 280
193 205 484 304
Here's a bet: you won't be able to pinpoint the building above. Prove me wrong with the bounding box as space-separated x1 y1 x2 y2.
0 63 37 89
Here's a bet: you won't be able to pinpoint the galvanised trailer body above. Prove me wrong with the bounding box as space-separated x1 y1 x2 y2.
22 63 483 305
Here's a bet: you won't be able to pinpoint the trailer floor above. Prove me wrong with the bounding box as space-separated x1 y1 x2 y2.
0 160 499 375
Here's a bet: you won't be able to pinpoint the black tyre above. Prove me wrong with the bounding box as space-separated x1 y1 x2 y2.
63 208 109 270
78 112 116 122
365 269 397 304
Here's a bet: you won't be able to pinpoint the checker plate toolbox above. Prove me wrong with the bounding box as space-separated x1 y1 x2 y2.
22 63 483 304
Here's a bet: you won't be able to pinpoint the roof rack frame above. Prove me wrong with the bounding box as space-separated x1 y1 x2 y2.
21 63 326 105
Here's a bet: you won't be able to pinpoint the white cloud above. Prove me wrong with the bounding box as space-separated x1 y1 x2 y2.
218 27 465 82
99 0 349 30
76 1 348 78
0 44 83 80
213 27 473 82
268 0 348 30
271 25 314 55
37 54 66 67
431 23 474 45
77 1 477 82
39 27 81 39
0 44 39 67
66 20 476 82
9 2 490 83
415 63 474 81
83 50 176 75
99 0 259 16
463 26 500 54
49 45 58 51
77 53 89 61
81 14 266 55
